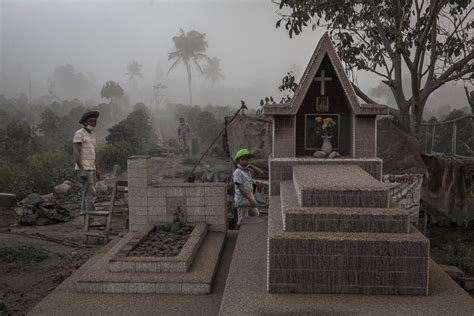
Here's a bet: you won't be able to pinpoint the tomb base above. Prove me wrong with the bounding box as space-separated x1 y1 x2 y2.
268 194 430 295
281 181 409 233
76 225 225 295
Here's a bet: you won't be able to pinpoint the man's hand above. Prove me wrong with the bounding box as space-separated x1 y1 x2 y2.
80 169 87 180
249 198 258 208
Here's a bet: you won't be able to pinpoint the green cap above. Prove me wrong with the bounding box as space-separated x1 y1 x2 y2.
235 148 255 160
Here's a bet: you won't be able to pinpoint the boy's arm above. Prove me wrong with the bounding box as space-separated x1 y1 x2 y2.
237 184 257 207
249 164 264 177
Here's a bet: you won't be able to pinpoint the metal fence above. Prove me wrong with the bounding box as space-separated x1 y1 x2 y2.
418 115 474 158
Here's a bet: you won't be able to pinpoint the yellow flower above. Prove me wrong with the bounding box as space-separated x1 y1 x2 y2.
322 118 334 129
323 117 333 125
315 116 322 123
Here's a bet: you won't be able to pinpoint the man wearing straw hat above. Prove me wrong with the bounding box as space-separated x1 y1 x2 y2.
73 110 100 215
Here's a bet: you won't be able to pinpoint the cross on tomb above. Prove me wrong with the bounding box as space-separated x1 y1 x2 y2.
314 69 332 95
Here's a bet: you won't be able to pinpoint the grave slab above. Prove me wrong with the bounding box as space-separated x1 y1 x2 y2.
76 230 225 294
292 164 390 208
269 157 383 196
29 231 238 315
281 181 409 233
219 210 474 315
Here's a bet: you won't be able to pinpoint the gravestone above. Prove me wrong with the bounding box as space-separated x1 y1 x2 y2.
75 156 228 295
263 33 430 295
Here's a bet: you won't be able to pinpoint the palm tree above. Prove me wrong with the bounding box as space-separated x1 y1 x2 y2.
125 60 143 89
100 81 124 118
203 57 224 87
167 28 210 105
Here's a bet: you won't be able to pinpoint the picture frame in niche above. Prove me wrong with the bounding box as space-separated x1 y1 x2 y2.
316 96 329 112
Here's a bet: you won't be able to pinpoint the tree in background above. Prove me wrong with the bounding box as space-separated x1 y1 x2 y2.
100 104 158 169
51 64 90 100
274 0 473 135
100 81 124 118
37 108 62 144
0 120 37 163
168 29 210 105
125 60 144 89
174 105 221 145
105 105 157 154
257 71 299 115
203 57 225 86
0 116 74 197
278 71 298 102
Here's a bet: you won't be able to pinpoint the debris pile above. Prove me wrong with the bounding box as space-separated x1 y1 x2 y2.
14 194 71 226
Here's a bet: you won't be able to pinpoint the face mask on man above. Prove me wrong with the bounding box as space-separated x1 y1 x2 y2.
85 125 95 132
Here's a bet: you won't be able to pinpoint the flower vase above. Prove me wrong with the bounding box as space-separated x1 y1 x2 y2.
321 135 333 155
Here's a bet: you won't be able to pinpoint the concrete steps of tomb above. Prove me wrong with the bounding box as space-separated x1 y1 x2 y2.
292 164 389 208
75 230 225 294
280 181 410 234
267 195 430 295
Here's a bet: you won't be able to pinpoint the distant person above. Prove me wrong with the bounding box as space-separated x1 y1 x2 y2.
233 149 263 229
177 117 191 155
73 110 100 215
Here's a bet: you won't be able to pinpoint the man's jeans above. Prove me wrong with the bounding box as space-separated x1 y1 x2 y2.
80 171 96 215
179 137 190 155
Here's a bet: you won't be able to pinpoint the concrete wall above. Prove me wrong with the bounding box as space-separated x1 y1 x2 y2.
127 156 227 233
273 116 295 158
354 116 376 158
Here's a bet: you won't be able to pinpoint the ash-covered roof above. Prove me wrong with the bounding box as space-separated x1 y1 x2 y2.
264 33 388 117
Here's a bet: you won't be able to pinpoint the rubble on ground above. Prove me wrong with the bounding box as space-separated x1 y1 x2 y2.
96 181 108 193
14 193 71 226
53 180 74 196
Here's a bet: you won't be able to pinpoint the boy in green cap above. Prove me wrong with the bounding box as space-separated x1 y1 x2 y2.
233 148 263 228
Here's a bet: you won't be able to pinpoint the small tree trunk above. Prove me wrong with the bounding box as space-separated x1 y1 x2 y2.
110 97 114 119
186 63 192 106
412 100 427 136
464 87 474 115
398 103 411 132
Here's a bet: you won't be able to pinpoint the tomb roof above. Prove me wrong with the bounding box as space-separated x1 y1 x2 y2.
264 33 388 116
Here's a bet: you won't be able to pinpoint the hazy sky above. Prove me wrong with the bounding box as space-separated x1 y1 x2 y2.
0 0 469 109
